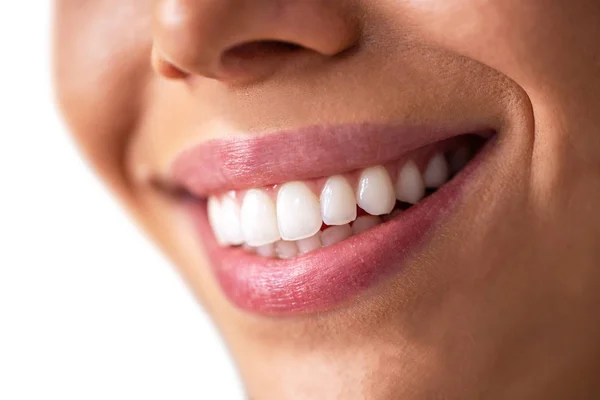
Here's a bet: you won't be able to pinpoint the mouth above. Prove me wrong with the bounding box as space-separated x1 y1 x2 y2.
168 124 495 315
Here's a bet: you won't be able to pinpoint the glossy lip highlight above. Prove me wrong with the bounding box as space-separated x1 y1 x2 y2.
170 124 495 315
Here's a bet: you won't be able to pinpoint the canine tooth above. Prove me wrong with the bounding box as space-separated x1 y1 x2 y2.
423 153 450 188
240 189 281 246
395 161 425 204
207 196 228 245
256 243 275 257
275 241 298 259
321 224 352 247
277 182 322 241
296 233 322 254
320 175 357 225
356 166 396 215
450 146 471 173
351 216 381 235
220 196 244 245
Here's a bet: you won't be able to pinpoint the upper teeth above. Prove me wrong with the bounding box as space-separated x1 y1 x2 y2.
423 153 450 188
240 189 280 246
320 175 357 226
395 161 425 204
276 181 322 241
356 166 396 216
207 151 457 253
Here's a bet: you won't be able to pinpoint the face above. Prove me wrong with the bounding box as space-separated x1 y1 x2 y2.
54 0 600 398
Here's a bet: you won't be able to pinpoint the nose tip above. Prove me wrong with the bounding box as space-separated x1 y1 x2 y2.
151 0 361 84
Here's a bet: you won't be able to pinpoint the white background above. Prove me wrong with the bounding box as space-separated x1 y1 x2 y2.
0 4 243 399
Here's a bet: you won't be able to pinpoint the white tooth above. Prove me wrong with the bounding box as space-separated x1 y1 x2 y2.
450 146 470 173
277 182 322 241
296 233 322 254
356 166 396 215
242 243 256 253
352 215 381 235
207 196 228 245
320 176 357 226
240 189 281 246
320 224 352 247
256 243 275 257
219 195 244 245
275 240 298 259
423 153 450 188
395 161 425 204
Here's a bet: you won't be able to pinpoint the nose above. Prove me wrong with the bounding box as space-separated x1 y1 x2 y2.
151 0 361 84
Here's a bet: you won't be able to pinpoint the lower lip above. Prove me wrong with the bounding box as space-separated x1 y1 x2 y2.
183 138 494 316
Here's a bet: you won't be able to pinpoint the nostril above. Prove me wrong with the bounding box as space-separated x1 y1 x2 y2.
225 40 304 61
217 40 307 82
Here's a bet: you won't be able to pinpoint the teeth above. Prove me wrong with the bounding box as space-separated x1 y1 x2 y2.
382 208 402 222
321 224 353 247
275 240 298 259
220 195 244 245
296 233 322 254
256 243 275 257
320 175 357 225
208 142 477 257
450 146 470 173
356 166 396 216
242 243 256 253
395 161 425 204
240 189 281 246
351 215 381 235
277 182 322 241
423 153 450 188
207 196 228 245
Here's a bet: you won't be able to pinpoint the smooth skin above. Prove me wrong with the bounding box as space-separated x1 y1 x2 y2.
54 1 600 398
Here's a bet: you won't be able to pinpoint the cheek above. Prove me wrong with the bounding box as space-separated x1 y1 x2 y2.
403 0 600 188
54 0 153 187
403 0 599 97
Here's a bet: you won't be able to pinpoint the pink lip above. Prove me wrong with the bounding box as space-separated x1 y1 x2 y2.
170 124 495 315
170 123 491 197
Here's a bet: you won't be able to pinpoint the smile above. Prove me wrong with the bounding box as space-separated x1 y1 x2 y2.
169 124 495 315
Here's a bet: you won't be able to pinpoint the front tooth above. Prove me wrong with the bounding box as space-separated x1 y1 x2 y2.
220 195 244 245
352 215 381 235
320 176 357 225
423 153 450 188
356 166 396 215
321 224 352 247
296 233 322 254
207 196 228 245
395 161 425 204
277 182 322 241
275 240 298 259
240 189 281 246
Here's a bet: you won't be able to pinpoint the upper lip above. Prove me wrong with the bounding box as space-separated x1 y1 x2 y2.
169 122 493 197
